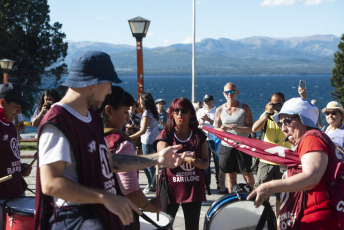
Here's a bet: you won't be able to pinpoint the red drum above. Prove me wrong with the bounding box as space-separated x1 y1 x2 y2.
4 197 35 230
139 211 174 230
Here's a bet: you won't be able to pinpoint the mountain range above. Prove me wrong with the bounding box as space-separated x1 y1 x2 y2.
65 35 340 76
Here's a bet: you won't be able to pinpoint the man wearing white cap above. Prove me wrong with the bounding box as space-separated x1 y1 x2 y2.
248 97 339 230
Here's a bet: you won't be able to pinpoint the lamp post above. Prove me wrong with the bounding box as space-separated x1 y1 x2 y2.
0 59 15 83
128 16 150 114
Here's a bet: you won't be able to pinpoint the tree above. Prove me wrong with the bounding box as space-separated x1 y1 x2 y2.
330 34 344 105
0 0 67 115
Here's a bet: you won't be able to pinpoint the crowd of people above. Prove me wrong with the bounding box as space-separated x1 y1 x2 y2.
0 49 344 230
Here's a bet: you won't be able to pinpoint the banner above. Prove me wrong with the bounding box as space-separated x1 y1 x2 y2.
202 126 301 167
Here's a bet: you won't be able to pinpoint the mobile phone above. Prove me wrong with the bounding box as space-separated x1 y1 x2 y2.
299 80 306 90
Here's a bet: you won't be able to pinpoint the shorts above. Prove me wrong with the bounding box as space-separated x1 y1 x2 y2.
255 161 283 200
219 145 252 174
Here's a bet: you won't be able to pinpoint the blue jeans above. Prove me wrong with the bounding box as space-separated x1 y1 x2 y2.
203 140 219 187
142 144 156 187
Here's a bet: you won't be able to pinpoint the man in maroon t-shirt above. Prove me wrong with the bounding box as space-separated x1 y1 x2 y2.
36 51 187 230
0 82 32 229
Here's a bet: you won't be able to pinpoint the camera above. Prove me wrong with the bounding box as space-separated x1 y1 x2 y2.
272 103 282 112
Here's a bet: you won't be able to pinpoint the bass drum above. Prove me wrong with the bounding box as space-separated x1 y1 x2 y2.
204 193 276 230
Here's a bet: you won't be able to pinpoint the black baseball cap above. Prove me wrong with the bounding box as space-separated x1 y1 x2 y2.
0 82 29 107
203 94 214 101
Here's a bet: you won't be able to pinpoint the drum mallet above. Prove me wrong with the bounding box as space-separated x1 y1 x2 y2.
21 152 37 173
155 164 160 221
0 171 20 183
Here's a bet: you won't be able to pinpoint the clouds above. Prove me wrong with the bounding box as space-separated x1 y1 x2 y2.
259 0 336 6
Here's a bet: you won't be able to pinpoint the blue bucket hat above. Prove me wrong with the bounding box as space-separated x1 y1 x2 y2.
272 97 319 129
64 50 122 88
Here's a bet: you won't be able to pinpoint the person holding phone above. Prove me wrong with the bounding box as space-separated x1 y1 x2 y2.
298 80 322 128
31 89 61 127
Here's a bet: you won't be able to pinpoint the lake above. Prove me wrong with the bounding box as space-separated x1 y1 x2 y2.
25 75 335 133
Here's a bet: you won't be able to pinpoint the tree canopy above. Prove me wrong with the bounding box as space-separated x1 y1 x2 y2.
330 34 344 104
0 0 67 115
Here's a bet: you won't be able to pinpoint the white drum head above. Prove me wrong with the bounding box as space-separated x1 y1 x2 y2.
139 212 172 230
208 200 266 230
6 197 35 215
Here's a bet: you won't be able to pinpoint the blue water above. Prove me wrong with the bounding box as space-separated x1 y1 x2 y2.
25 75 334 133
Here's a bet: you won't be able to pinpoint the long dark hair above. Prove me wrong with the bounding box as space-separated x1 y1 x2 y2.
168 97 199 131
140 92 159 121
36 89 61 111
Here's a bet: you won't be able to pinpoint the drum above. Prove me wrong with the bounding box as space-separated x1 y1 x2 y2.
139 211 174 230
204 193 276 230
4 197 35 230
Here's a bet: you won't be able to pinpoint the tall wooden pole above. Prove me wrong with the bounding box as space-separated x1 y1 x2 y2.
136 39 144 114
3 72 8 83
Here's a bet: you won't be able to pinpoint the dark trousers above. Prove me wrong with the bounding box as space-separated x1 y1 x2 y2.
203 140 219 186
160 185 202 230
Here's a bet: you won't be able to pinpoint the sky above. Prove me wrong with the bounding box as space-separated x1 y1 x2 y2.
48 0 344 48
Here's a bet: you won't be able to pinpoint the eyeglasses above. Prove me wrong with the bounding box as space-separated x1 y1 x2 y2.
173 108 189 115
224 90 237 95
324 111 338 116
277 115 299 128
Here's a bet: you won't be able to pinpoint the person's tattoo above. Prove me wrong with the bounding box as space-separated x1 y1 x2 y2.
111 154 158 171
214 106 223 128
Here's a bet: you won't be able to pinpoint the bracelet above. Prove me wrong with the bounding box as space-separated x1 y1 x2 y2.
264 112 272 118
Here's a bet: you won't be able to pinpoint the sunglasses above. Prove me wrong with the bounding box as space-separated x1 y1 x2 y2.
173 108 189 114
277 115 299 128
324 111 338 116
224 90 237 95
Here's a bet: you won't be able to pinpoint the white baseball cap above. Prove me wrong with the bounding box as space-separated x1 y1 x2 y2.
273 97 319 129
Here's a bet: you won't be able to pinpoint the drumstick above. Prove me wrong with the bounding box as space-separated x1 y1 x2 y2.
21 152 37 172
155 164 159 221
140 212 162 229
0 171 20 183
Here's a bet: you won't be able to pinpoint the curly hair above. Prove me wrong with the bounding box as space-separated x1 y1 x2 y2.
36 89 61 111
140 92 159 121
168 97 199 131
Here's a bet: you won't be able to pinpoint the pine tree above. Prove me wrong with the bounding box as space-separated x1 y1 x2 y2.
330 34 344 104
0 0 67 115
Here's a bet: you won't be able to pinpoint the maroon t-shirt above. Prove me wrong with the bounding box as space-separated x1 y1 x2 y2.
34 105 123 230
154 128 206 203
0 108 27 199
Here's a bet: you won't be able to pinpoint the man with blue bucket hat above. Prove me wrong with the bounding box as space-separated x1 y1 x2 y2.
35 51 186 229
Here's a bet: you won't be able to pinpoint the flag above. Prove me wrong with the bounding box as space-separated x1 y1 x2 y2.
202 126 300 167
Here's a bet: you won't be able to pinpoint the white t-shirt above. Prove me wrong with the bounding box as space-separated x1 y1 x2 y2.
196 106 216 141
39 103 91 207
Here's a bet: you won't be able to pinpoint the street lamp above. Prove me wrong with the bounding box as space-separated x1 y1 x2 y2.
128 16 150 114
0 59 15 83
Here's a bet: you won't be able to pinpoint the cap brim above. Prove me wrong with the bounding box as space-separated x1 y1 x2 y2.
64 72 122 88
273 110 318 129
321 107 344 113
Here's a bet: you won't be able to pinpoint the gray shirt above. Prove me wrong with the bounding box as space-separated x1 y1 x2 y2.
141 110 159 145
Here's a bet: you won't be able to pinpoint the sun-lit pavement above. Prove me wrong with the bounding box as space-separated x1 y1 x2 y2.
21 150 275 230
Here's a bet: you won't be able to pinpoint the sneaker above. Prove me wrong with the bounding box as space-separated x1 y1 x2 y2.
149 187 156 192
143 185 150 194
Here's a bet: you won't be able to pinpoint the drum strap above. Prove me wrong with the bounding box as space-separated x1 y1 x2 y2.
255 201 277 230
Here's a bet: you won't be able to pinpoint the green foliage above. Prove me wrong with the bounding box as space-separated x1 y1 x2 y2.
0 0 68 115
330 34 344 104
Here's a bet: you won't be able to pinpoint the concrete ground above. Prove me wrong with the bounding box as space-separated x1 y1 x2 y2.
21 150 275 230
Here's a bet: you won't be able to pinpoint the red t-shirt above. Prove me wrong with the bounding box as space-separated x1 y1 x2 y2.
297 135 338 229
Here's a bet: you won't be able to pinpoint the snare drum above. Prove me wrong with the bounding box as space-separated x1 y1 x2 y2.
4 197 35 230
204 193 276 230
139 211 173 230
